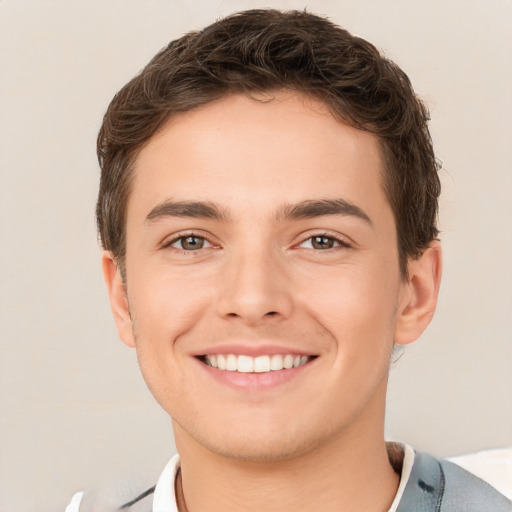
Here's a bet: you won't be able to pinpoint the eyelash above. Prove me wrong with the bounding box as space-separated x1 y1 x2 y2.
162 232 215 253
296 233 351 251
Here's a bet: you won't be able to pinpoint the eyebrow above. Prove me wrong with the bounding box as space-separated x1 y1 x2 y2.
145 198 372 225
276 199 373 225
146 200 230 223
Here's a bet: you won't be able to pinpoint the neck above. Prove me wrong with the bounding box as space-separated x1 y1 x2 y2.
173 396 400 512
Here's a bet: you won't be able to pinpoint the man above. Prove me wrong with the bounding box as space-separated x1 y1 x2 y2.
67 9 511 512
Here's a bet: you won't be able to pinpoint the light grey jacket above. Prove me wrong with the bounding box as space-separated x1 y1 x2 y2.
396 451 511 511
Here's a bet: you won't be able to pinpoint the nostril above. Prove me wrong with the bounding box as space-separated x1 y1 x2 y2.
265 311 278 316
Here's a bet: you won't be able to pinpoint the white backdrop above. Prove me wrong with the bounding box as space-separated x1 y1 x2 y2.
0 1 511 511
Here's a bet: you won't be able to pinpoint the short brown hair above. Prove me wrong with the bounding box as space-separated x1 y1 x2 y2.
97 9 440 277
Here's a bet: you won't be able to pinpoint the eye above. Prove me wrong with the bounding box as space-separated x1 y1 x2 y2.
166 234 212 251
299 234 348 250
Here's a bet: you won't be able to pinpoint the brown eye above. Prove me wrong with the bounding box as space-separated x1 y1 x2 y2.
168 235 208 251
181 236 204 250
311 235 336 250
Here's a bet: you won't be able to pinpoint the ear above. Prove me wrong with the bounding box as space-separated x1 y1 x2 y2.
394 241 442 346
102 251 136 348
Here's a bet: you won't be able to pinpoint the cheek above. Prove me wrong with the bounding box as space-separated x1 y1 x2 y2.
300 262 400 365
128 271 213 408
128 269 212 352
307 262 398 322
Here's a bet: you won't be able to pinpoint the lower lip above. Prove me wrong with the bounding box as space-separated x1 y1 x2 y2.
196 358 314 391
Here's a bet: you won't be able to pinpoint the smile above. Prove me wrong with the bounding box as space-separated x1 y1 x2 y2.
200 354 314 373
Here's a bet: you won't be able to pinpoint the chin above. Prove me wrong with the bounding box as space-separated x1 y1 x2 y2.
174 413 345 463
201 435 316 462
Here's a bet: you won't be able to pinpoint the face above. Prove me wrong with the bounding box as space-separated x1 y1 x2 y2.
106 92 431 461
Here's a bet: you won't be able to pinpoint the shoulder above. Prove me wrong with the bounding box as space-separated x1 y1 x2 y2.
64 454 180 512
448 447 512 500
65 481 155 512
440 455 512 511
399 450 512 512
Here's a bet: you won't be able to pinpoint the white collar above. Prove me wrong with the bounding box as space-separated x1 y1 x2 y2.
153 445 416 512
153 453 180 512
387 444 415 512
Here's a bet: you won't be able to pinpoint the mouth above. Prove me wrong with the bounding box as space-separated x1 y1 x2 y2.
197 353 317 373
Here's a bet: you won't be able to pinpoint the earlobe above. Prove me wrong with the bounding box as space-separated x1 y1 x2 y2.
394 241 443 346
102 252 136 348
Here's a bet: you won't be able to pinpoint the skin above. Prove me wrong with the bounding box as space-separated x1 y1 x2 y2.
103 92 442 512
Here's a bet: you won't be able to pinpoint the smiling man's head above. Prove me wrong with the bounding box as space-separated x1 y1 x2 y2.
99 9 442 462
97 9 440 281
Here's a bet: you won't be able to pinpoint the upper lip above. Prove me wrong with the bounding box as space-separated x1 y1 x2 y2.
193 343 317 358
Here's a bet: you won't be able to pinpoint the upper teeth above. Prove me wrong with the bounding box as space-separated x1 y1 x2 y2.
204 354 310 373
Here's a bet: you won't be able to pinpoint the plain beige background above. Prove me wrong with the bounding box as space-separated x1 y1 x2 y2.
0 1 511 510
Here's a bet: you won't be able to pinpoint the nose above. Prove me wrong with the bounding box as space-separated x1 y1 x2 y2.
216 246 293 325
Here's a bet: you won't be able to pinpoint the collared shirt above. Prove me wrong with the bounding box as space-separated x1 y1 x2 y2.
150 445 415 512
66 445 512 511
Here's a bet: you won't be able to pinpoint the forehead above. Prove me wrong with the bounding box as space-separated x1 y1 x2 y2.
129 92 390 224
